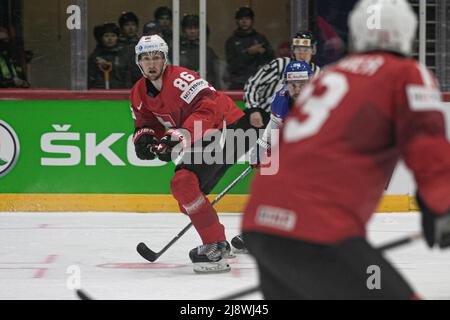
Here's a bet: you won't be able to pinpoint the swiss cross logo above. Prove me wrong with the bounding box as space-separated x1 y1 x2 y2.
153 113 176 128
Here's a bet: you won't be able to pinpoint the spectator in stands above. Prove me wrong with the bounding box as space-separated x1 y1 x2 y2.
142 20 163 37
88 23 127 89
154 6 172 48
180 14 220 89
0 27 29 88
225 7 274 90
118 11 140 48
277 41 291 58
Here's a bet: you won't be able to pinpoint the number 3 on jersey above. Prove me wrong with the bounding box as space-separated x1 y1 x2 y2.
284 72 349 143
173 71 196 90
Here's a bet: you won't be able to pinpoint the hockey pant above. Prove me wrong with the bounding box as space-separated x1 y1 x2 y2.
171 115 253 244
243 232 418 300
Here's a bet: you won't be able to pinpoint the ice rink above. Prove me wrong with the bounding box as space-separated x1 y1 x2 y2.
0 211 449 300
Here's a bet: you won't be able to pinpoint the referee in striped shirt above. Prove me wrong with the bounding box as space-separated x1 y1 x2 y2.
244 31 321 128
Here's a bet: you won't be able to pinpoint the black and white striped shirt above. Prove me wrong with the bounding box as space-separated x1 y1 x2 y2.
244 57 320 113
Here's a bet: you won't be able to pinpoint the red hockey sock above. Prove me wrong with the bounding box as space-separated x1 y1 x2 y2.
171 169 225 244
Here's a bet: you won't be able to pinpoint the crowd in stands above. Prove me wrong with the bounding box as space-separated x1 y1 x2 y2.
0 5 345 90
88 6 279 90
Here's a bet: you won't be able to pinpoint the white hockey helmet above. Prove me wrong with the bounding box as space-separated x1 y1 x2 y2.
348 0 418 56
135 35 169 76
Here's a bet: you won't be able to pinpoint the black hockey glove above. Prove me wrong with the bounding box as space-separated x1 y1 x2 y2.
416 193 450 249
154 129 188 163
133 127 158 160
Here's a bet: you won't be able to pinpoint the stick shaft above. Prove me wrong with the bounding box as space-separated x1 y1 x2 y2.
377 233 423 251
211 166 253 206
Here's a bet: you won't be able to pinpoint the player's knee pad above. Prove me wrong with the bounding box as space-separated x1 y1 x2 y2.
170 169 201 204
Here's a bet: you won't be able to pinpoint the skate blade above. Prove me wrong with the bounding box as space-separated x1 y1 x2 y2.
193 261 231 274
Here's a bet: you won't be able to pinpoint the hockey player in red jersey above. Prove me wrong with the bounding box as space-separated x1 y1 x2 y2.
130 35 251 273
242 0 450 299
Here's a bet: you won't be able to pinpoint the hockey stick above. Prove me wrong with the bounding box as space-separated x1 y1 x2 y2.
217 232 424 300
76 289 93 300
136 166 254 263
376 232 423 251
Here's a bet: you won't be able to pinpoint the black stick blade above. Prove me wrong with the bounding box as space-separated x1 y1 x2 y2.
76 289 93 300
136 242 158 262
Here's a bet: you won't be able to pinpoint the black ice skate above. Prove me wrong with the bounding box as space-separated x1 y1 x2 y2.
231 234 248 254
189 241 231 274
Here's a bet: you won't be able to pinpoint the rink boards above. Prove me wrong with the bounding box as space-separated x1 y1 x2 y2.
0 92 449 213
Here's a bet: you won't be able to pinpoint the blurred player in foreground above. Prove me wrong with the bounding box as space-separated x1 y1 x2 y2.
242 0 450 299
130 35 252 273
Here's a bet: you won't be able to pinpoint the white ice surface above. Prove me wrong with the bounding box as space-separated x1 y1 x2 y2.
0 212 449 300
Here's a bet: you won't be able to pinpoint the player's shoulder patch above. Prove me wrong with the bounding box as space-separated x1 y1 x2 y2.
180 78 211 104
405 60 442 111
406 85 442 112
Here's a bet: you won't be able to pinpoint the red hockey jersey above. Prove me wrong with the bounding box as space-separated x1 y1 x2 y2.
242 52 450 244
130 65 243 141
